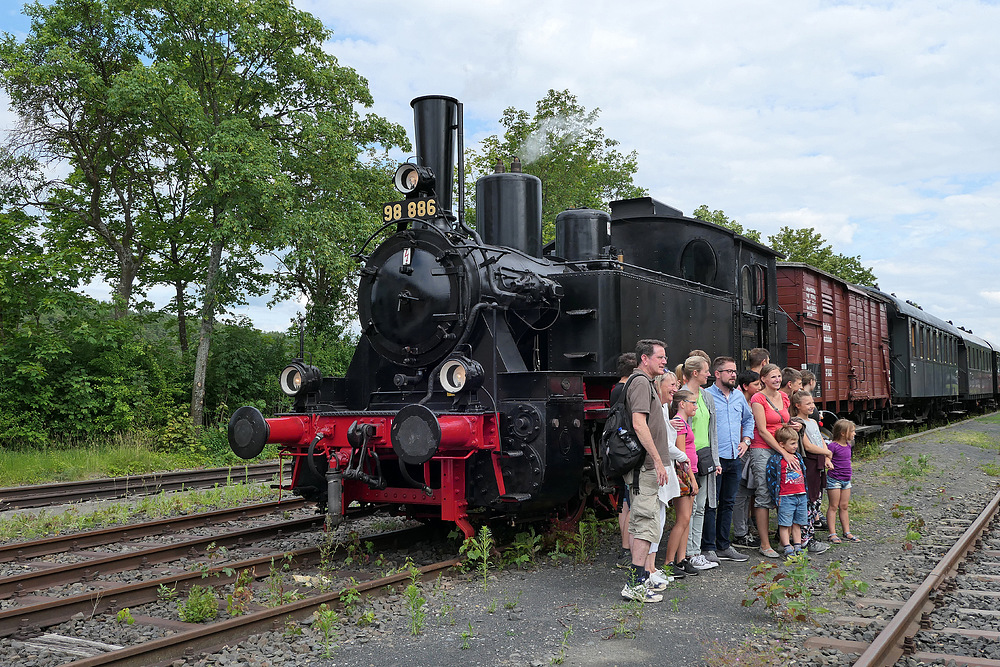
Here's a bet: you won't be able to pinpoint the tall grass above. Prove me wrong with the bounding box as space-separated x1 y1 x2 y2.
0 430 201 487
0 428 277 487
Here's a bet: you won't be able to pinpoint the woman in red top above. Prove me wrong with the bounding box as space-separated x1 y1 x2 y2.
748 363 802 556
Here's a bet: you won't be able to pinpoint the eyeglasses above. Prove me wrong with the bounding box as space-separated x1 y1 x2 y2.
718 369 738 374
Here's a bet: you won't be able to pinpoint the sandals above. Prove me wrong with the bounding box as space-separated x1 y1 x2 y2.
828 534 842 544
844 533 861 542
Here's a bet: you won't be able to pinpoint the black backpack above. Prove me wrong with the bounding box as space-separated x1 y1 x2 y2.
601 374 648 487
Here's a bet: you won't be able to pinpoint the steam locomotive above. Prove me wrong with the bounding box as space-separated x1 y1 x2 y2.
228 95 998 536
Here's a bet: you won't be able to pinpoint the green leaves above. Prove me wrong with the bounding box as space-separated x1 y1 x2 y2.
467 89 646 242
769 225 878 286
692 205 763 243
692 204 878 286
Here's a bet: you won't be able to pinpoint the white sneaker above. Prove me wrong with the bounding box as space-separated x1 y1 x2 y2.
644 577 667 592
621 583 662 603
689 553 719 570
647 569 674 587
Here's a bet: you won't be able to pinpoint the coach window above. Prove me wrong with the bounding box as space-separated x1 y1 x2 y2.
910 322 917 357
741 265 754 313
681 239 718 285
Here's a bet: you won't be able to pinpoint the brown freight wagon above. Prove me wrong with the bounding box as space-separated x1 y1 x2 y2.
777 263 891 426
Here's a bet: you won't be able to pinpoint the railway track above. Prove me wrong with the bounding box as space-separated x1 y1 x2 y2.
806 486 1000 666
67 556 460 667
1 524 435 640
2 514 453 667
0 513 327 599
0 462 290 510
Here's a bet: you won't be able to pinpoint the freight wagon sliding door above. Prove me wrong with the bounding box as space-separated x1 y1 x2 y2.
846 289 890 408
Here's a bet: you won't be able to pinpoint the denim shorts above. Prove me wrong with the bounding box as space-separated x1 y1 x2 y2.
826 477 852 490
776 493 807 527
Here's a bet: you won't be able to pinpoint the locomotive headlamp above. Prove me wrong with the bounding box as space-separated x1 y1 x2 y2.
393 162 435 195
278 361 322 397
438 355 484 394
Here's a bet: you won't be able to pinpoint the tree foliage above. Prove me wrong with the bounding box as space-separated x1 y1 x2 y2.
1 0 407 429
0 0 150 313
691 205 762 243
768 226 877 286
693 205 877 285
467 89 646 242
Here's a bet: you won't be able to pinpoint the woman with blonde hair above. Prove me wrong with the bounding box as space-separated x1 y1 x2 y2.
677 356 720 571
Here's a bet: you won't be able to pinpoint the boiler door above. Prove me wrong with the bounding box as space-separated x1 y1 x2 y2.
359 232 471 368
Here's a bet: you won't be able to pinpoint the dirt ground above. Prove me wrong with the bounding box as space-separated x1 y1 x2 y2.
259 415 1000 667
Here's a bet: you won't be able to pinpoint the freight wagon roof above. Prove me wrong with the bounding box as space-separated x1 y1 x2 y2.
610 197 782 258
776 262 879 299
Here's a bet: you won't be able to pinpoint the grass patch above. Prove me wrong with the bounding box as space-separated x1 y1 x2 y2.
0 431 198 486
981 462 1000 477
851 437 888 462
0 481 279 542
892 454 933 479
847 497 879 524
0 429 278 487
950 431 999 451
977 413 1000 424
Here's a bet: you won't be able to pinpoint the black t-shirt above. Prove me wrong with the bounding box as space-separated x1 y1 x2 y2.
609 381 625 406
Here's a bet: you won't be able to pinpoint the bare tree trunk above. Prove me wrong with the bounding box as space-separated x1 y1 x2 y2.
115 255 138 317
175 279 189 354
191 237 223 430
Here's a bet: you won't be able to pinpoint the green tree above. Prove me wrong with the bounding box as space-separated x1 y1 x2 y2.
114 0 407 428
271 143 406 337
0 0 152 315
768 226 877 286
467 89 646 241
691 204 762 243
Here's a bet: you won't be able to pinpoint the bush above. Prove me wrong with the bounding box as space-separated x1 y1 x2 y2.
179 584 219 622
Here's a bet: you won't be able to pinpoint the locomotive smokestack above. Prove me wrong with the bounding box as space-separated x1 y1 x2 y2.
411 95 459 216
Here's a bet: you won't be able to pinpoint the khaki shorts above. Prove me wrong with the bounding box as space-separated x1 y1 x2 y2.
628 467 663 545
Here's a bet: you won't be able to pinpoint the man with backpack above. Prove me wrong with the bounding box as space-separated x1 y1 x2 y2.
621 339 671 603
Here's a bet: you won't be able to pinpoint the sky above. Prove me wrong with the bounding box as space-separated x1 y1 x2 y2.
2 0 999 344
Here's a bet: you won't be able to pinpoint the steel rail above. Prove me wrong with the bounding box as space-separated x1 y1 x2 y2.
67 558 461 667
852 486 1000 667
0 498 306 563
1 525 429 638
0 463 289 510
0 515 326 599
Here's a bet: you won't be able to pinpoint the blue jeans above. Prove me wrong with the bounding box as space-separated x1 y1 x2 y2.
700 457 740 552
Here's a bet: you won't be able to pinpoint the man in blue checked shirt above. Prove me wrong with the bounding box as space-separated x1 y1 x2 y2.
700 356 754 564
